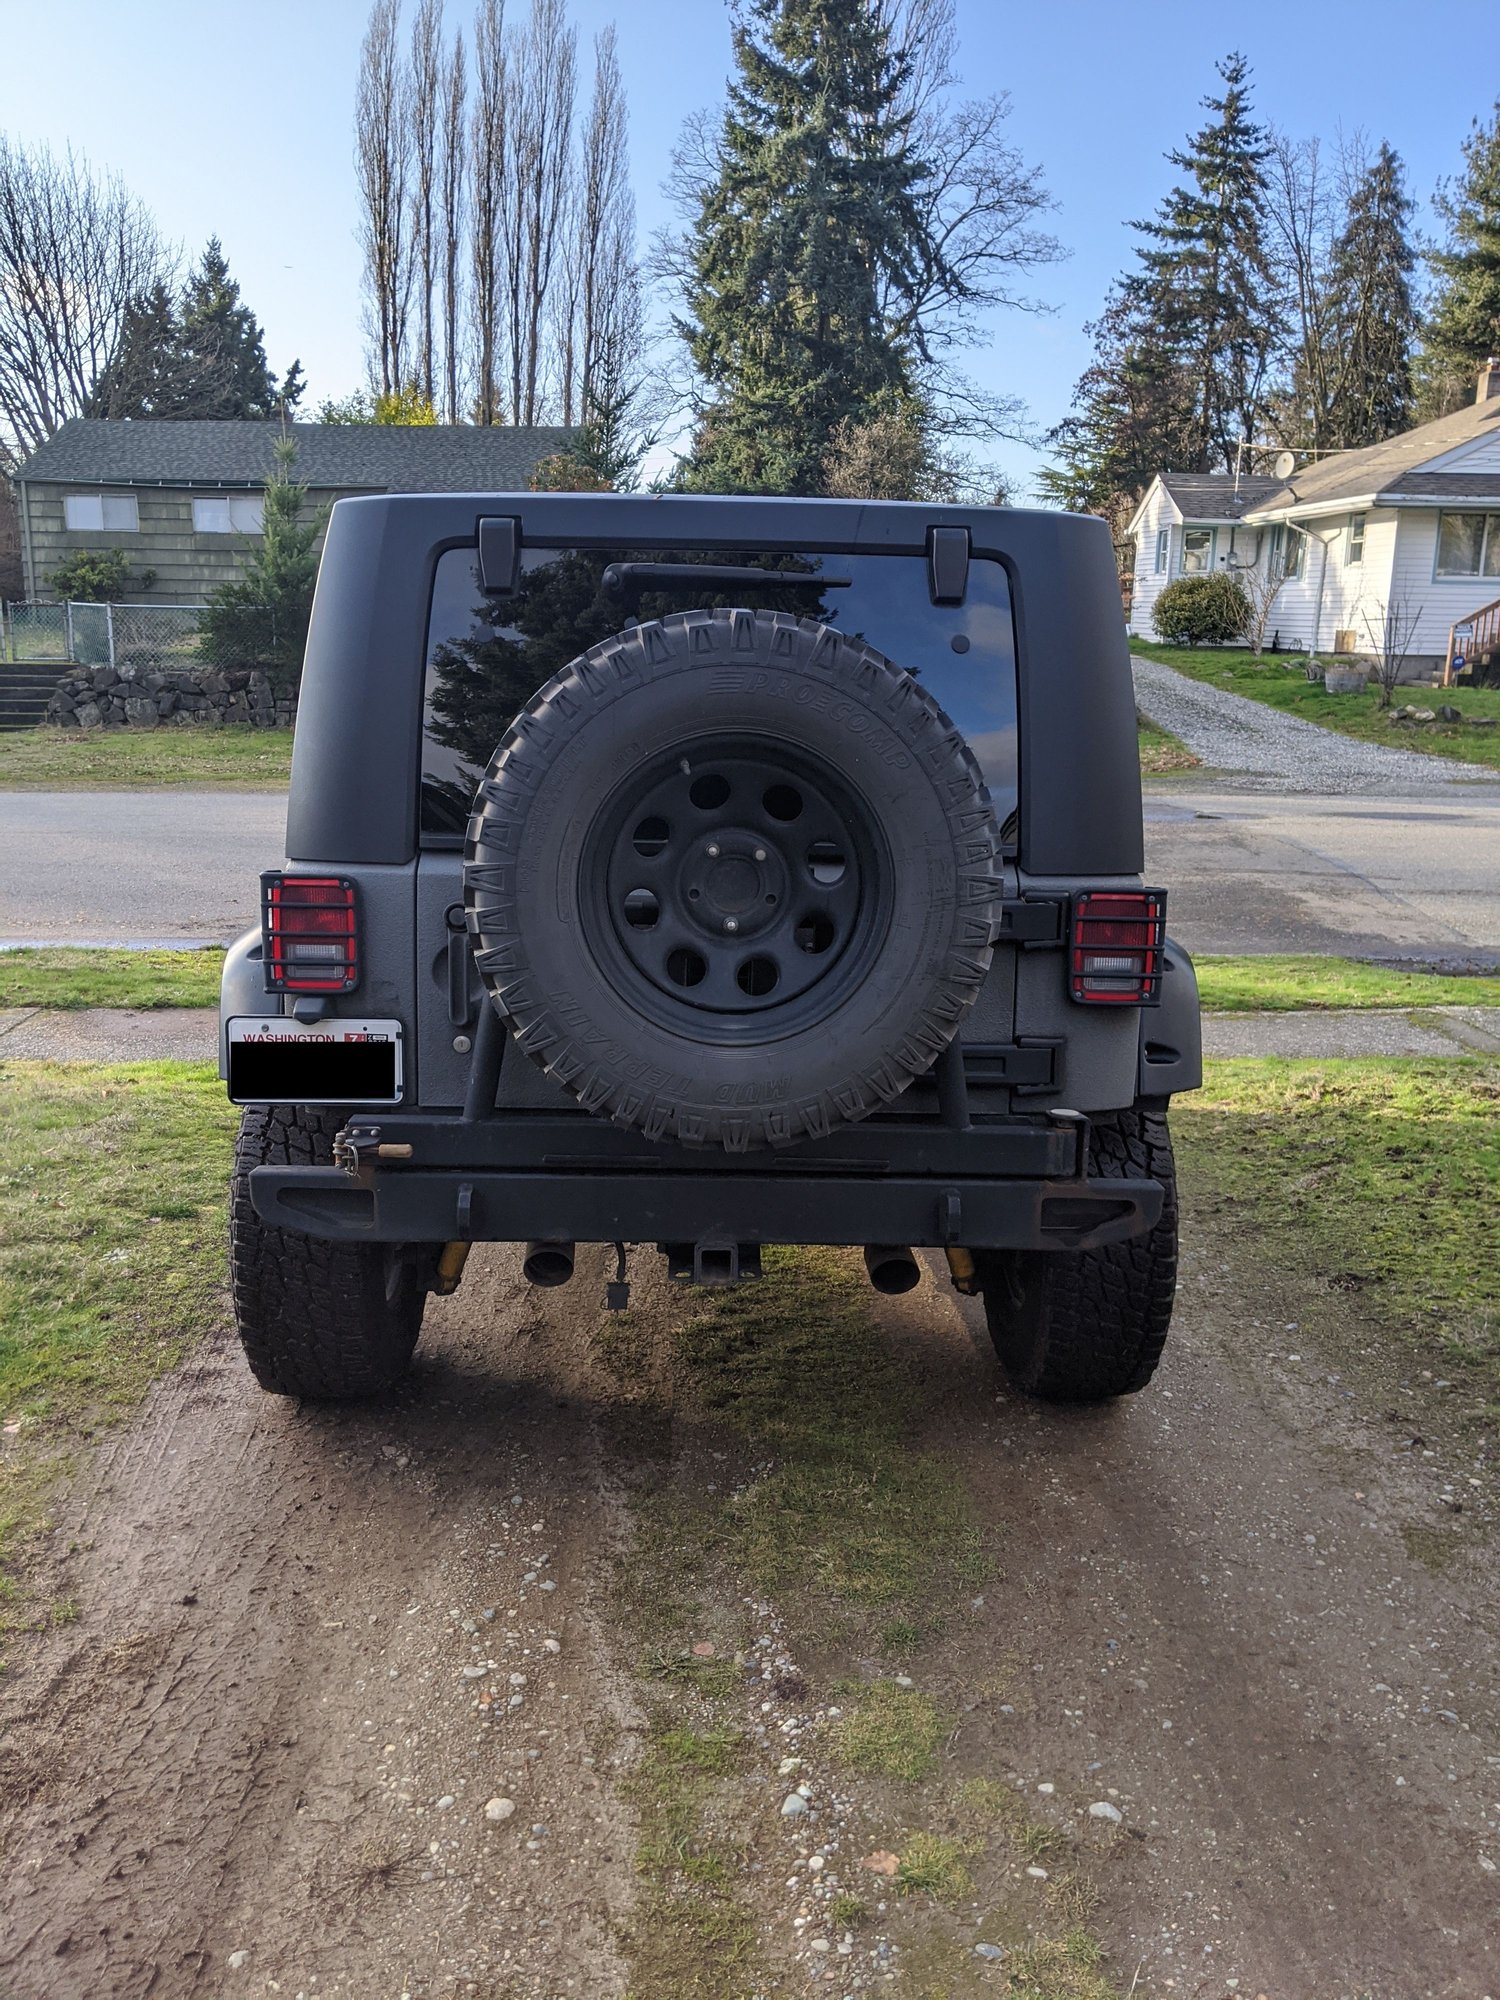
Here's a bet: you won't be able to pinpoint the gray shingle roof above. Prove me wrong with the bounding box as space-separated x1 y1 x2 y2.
14 418 577 492
1247 394 1500 515
1159 472 1281 521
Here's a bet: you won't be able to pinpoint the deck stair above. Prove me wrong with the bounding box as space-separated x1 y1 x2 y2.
1443 597 1500 687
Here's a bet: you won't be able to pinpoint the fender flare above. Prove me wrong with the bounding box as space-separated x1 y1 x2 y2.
1137 936 1202 1103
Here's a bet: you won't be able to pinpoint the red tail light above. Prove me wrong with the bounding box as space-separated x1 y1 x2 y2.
261 874 359 993
1070 890 1166 1005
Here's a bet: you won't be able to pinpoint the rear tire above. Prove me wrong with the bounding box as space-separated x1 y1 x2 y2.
229 1104 425 1399
974 1108 1178 1403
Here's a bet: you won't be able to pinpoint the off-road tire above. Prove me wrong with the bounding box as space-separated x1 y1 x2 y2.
464 608 1003 1152
229 1104 425 1399
975 1108 1178 1403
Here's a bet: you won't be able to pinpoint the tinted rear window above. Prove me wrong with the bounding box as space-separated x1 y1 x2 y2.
421 545 1018 842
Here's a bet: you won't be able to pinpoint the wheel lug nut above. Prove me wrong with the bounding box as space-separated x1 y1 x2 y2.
753 847 767 862
706 843 720 858
724 918 739 933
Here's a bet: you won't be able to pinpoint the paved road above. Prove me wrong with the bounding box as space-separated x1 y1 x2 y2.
1132 653 1488 794
0 790 285 944
3 781 1499 965
1145 786 1500 961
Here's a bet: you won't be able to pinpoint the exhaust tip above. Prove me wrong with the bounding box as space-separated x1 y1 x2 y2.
523 1240 575 1288
863 1244 921 1296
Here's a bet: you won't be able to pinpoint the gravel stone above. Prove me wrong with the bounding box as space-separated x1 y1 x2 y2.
1089 1801 1124 1823
484 1797 516 1822
1132 655 1477 795
781 1792 809 1818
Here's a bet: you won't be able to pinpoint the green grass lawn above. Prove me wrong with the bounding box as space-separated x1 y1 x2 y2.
1195 954 1499 1013
1132 639 1500 772
1138 714 1200 773
0 1061 237 1628
0 726 293 789
0 947 227 1010
1179 1059 1500 1411
5 945 1492 1018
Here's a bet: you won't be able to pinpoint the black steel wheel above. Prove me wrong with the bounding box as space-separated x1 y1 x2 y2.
584 739 892 1035
464 608 1003 1151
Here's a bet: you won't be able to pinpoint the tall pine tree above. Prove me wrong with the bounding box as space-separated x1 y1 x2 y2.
1423 101 1500 414
1325 141 1417 446
680 0 929 495
1045 53 1279 521
87 281 182 418
198 436 325 696
91 240 302 420
1133 53 1278 472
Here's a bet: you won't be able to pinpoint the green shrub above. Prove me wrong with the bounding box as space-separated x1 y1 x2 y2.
1151 572 1249 646
48 549 156 603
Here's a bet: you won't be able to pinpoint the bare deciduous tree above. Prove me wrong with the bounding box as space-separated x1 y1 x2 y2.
0 138 166 467
356 0 413 398
469 0 508 424
440 27 468 421
1232 531 1296 654
1359 591 1425 707
408 0 444 407
503 0 576 425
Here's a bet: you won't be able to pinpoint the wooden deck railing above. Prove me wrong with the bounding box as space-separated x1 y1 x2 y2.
1443 596 1500 686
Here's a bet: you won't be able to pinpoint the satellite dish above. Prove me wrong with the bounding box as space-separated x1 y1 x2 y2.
1273 449 1297 481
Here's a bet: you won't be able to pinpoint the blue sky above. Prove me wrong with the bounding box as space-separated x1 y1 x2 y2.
5 0 1496 497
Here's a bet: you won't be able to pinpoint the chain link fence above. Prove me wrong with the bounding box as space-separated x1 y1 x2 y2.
0 600 236 670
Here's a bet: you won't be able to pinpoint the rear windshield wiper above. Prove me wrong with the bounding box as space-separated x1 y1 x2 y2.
601 561 852 600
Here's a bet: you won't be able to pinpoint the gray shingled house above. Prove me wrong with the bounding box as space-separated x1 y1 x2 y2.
11 418 575 603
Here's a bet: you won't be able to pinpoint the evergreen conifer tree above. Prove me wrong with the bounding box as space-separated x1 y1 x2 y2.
1132 52 1278 471
1423 102 1500 412
1044 54 1279 524
91 240 302 421
680 0 929 494
86 281 181 418
1325 141 1417 445
198 436 325 697
176 238 289 418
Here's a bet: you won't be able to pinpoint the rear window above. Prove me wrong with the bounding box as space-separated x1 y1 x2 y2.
421 544 1018 843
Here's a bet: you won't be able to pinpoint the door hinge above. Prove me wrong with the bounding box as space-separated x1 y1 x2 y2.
997 897 1065 946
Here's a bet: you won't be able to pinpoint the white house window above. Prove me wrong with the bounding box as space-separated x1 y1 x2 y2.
1154 527 1169 572
193 494 265 534
64 493 139 532
1270 522 1305 580
1435 511 1500 578
1347 514 1366 565
1180 527 1214 574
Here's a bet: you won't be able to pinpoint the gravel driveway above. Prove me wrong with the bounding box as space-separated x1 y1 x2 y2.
1133 654 1483 794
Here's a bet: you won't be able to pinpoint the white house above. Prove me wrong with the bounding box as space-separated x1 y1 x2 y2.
1126 361 1500 677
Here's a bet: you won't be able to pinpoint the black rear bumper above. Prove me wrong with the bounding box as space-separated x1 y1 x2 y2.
247 1111 1164 1253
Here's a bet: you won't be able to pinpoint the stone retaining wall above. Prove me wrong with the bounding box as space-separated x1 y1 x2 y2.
46 666 296 730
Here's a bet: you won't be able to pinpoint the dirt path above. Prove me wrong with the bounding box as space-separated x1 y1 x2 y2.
2 1217 1497 1998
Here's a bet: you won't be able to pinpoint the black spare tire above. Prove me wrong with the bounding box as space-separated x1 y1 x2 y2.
463 607 1003 1151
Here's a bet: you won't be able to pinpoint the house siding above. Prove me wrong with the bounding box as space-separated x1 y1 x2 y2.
1387 509 1500 654
22 483 368 602
1126 483 1181 637
1411 430 1500 476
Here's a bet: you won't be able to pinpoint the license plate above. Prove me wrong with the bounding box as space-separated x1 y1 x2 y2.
227 1017 403 1105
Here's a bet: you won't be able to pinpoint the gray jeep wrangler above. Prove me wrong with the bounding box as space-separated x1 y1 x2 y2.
221 493 1201 1403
